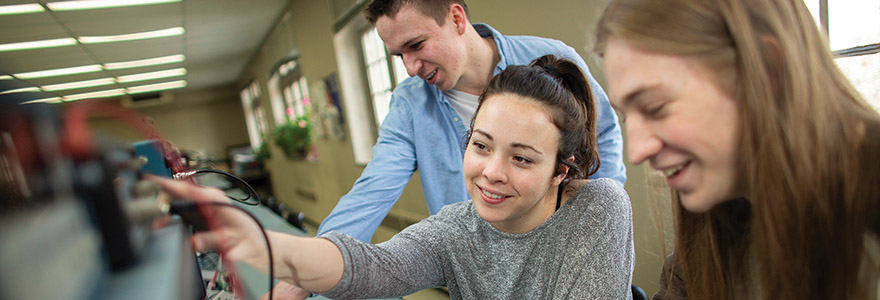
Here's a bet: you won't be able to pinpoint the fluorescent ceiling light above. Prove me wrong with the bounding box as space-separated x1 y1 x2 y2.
104 54 185 70
14 65 103 79
116 68 186 83
126 80 186 94
0 4 45 16
0 38 76 52
46 0 180 11
62 88 125 101
79 27 184 44
0 87 41 95
42 78 116 92
21 97 63 105
0 75 12 80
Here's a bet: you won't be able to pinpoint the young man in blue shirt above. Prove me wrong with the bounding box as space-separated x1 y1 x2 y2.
265 1 626 298
317 0 626 242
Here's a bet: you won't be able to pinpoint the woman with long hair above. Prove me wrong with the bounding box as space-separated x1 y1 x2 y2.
595 0 880 299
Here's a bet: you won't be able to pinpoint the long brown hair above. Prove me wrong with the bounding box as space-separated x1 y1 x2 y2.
596 0 880 299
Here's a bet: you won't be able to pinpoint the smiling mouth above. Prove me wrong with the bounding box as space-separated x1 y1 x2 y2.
481 188 505 199
478 186 510 205
425 69 437 81
658 161 689 178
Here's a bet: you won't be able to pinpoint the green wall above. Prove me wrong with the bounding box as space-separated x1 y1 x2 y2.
86 87 250 162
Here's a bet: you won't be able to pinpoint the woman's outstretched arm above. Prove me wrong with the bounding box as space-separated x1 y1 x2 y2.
152 176 344 294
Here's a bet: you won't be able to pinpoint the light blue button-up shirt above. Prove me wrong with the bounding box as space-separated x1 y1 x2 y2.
318 23 626 242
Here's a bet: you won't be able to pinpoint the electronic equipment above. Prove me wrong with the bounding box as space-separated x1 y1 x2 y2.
0 98 106 300
74 137 159 271
0 87 204 300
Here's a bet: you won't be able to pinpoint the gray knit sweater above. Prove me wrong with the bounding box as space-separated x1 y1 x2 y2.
320 178 634 300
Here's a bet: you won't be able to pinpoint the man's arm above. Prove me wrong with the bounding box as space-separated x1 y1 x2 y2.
317 92 418 242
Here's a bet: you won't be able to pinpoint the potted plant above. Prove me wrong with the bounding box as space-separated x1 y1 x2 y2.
272 116 312 159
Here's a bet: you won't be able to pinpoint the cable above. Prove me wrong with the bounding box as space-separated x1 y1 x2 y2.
195 169 261 205
175 169 261 206
169 201 274 300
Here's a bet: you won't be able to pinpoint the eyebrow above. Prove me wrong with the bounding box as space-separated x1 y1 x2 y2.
616 83 667 111
622 84 657 107
473 129 544 155
388 36 421 56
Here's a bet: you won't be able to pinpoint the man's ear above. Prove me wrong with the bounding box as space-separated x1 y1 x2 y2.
449 4 467 35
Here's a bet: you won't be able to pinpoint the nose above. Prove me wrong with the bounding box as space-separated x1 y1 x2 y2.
482 154 508 183
402 53 421 77
626 117 662 165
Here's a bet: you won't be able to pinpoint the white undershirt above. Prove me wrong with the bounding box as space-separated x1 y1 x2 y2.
443 89 480 127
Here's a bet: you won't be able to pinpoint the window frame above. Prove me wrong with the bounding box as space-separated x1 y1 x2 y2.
239 81 266 150
360 26 410 127
805 0 880 110
269 58 311 126
333 15 412 165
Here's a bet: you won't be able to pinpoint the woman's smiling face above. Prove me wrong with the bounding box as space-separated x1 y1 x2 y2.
464 93 567 233
603 37 741 212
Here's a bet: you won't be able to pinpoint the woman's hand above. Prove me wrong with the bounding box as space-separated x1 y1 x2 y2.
150 176 270 265
150 175 343 294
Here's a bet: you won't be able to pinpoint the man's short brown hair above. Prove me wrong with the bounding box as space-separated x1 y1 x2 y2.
364 0 469 25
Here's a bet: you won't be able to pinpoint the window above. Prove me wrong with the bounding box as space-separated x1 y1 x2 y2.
269 59 311 125
334 18 410 164
828 0 880 110
804 0 880 110
240 81 267 149
802 0 822 30
284 76 310 118
361 27 409 126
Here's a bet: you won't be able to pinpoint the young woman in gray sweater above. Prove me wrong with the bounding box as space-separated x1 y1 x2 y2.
157 55 634 299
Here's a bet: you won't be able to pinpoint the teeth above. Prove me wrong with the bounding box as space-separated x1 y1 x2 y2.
481 188 504 199
426 69 437 81
662 164 685 177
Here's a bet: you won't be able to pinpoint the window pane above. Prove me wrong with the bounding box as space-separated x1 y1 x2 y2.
256 107 268 135
836 55 880 111
240 87 261 148
250 81 260 98
299 77 310 104
283 86 294 117
379 59 392 87
268 73 286 125
829 0 880 50
368 64 382 92
372 90 392 126
392 56 409 84
802 0 822 31
828 0 880 111
361 27 396 125
291 79 307 118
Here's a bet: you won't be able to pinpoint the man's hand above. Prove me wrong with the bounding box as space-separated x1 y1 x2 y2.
260 281 313 300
